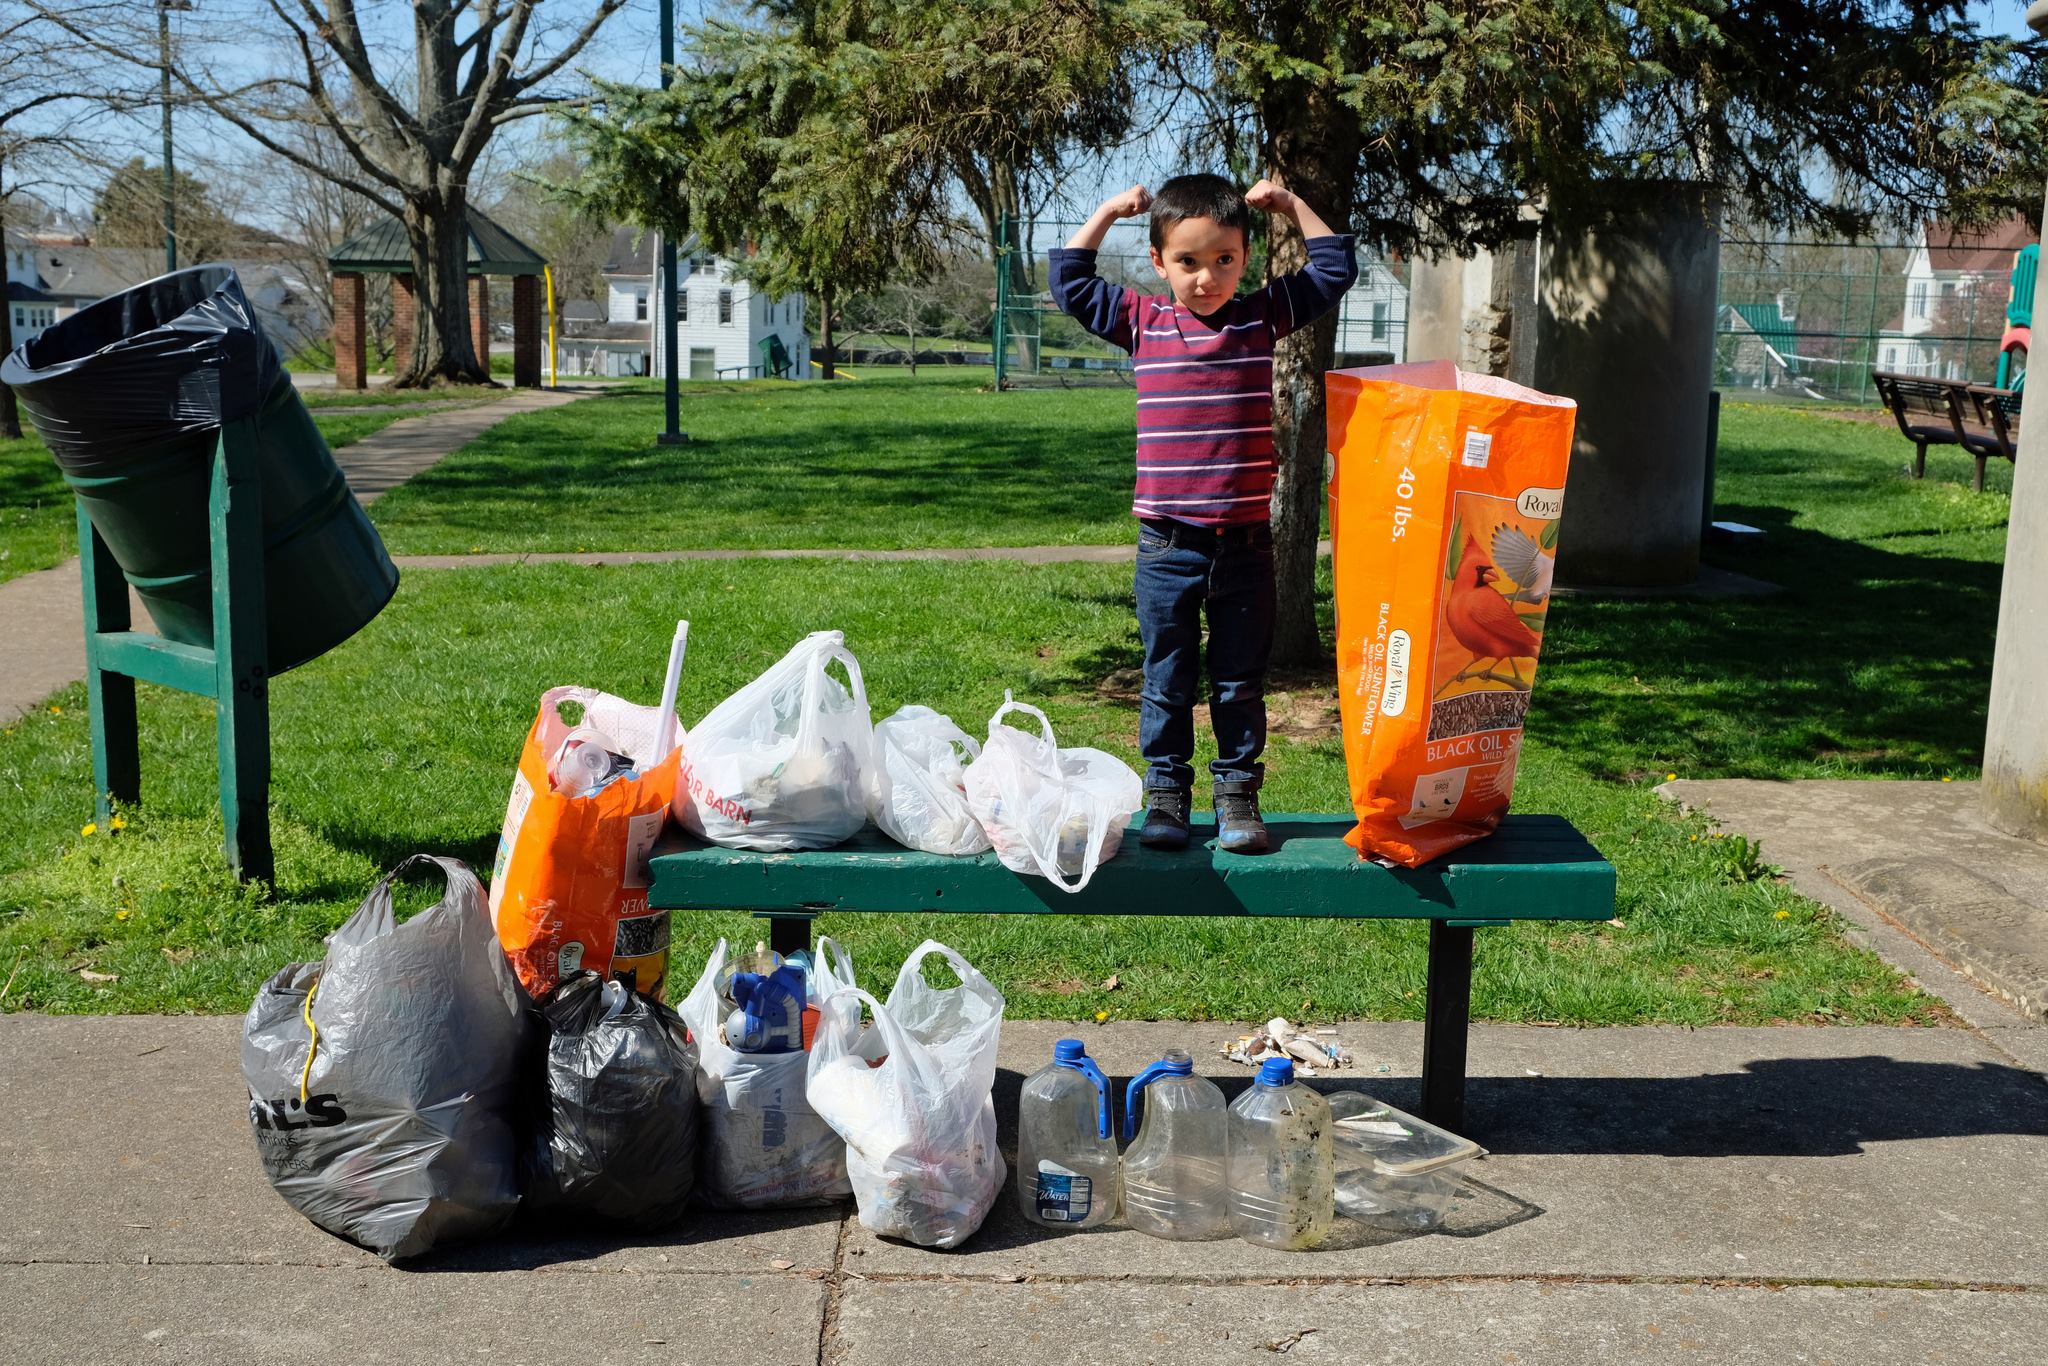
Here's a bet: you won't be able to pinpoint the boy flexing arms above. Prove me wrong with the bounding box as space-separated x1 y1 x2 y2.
1049 175 1356 853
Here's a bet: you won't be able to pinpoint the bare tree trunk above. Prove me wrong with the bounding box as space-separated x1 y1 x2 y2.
399 185 490 387
0 187 19 440
818 283 836 379
1262 90 1359 667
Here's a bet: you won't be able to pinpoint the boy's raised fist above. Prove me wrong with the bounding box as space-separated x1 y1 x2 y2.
1245 179 1296 214
1108 184 1153 219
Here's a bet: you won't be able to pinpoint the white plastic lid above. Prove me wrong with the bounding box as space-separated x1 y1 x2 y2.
1328 1090 1484 1177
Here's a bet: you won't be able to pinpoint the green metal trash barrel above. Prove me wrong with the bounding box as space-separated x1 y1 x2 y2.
1 266 397 674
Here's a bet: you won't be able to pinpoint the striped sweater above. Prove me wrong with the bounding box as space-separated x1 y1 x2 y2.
1048 235 1358 526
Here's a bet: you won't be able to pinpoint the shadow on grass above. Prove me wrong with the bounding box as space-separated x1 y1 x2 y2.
1527 502 2002 781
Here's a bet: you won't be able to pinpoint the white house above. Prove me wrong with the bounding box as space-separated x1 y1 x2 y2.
1875 216 2033 379
4 229 58 344
1334 250 1408 363
558 228 807 380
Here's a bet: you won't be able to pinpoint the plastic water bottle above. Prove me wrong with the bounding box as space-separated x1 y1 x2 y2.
1017 1038 1119 1227
1227 1057 1335 1250
1121 1050 1230 1240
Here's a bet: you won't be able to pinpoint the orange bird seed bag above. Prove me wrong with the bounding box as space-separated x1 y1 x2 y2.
490 687 682 999
1327 362 1577 866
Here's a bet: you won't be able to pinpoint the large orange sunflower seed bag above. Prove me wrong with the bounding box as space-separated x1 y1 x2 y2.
1327 362 1577 866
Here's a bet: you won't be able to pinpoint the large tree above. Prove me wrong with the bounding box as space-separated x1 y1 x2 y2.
39 0 628 387
571 0 1164 372
92 157 239 262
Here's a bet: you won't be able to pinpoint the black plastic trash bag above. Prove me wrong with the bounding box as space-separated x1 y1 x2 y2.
241 856 532 1262
524 971 701 1229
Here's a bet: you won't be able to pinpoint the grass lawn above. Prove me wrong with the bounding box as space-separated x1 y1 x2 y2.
295 385 513 411
1 412 408 586
369 372 1143 553
0 395 2001 1026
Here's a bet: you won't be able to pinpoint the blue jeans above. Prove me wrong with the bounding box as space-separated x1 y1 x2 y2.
1134 517 1275 793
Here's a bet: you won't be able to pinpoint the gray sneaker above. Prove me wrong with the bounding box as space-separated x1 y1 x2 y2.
1140 787 1193 850
1213 781 1270 854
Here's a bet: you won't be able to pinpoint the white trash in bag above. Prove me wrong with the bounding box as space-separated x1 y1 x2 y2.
676 630 875 851
681 937 853 1207
868 705 992 857
963 693 1143 894
808 941 1007 1248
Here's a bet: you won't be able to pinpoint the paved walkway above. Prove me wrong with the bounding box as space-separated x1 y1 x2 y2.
2 1014 2041 1364
0 389 591 724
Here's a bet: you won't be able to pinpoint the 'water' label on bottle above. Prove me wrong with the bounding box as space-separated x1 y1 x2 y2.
1035 1161 1092 1222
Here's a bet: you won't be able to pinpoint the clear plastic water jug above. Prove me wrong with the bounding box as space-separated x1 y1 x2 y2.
1017 1038 1119 1227
1227 1057 1335 1250
1121 1050 1230 1240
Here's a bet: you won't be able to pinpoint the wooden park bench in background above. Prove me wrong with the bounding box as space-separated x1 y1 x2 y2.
648 812 1617 1136
1873 371 2020 492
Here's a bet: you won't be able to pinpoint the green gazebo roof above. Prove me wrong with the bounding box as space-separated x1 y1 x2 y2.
327 209 547 277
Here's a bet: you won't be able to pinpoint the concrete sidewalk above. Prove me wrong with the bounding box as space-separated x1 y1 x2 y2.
4 1014 2043 1364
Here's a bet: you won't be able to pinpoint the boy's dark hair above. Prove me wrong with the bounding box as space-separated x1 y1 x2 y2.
1148 174 1252 251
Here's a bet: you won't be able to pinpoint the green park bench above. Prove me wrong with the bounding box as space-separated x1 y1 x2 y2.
648 812 1616 1134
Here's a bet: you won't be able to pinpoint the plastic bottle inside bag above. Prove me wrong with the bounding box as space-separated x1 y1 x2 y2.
1227 1058 1335 1250
550 726 639 799
1018 1039 1120 1228
1122 1050 1231 1241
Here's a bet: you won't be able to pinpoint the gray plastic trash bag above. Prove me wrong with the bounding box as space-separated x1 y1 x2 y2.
523 971 701 1229
241 856 532 1261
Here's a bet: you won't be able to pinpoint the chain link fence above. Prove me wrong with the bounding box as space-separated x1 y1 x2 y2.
1713 238 2026 408
833 223 2029 406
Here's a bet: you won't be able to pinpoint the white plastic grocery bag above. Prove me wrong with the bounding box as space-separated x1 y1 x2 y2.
963 694 1143 894
676 630 875 852
807 941 1007 1248
680 939 852 1207
868 705 992 856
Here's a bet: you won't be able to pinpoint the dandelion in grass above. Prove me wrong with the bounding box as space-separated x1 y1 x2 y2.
1774 910 1791 920
79 822 96 837
109 815 127 832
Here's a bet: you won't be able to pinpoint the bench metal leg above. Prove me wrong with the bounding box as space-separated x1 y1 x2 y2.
1974 454 1986 494
1913 441 1927 479
764 913 815 957
1421 921 1474 1133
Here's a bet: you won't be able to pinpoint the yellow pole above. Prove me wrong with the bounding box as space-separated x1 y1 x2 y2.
544 266 557 388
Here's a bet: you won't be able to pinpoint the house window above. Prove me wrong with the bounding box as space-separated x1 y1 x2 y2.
678 290 688 322
719 289 733 324
635 290 648 321
1911 282 1928 320
1370 301 1389 342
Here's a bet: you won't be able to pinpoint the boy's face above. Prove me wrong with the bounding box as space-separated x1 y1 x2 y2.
1149 216 1247 314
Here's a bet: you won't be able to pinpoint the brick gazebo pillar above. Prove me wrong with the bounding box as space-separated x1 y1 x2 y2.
469 276 492 377
332 271 367 390
513 275 542 388
391 274 417 376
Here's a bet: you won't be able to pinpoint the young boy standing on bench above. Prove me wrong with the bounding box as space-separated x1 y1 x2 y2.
1049 175 1356 854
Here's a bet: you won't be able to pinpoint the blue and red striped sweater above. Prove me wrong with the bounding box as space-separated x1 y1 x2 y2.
1048 235 1358 527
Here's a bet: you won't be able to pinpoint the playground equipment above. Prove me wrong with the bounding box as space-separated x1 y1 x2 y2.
1997 242 2036 391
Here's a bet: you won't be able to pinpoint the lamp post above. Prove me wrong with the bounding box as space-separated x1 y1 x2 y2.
655 0 687 444
157 0 194 275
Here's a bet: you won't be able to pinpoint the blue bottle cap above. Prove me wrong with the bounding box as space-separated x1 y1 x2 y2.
1053 1038 1085 1062
1256 1057 1295 1087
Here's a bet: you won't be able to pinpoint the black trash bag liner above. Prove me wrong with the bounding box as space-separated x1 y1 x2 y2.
523 971 701 1230
241 856 533 1262
0 265 278 471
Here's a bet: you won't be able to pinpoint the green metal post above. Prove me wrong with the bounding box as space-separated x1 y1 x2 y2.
78 508 140 823
992 211 1008 389
210 417 272 883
